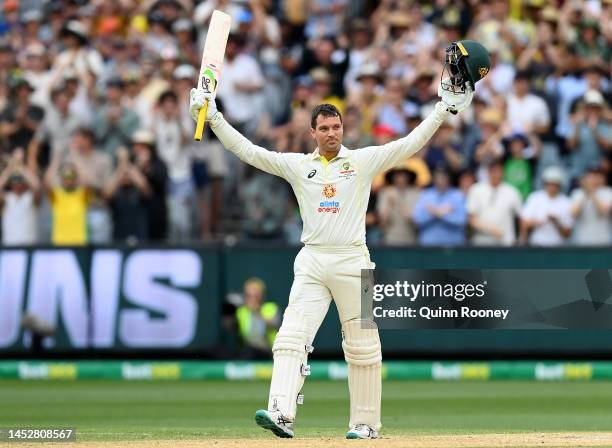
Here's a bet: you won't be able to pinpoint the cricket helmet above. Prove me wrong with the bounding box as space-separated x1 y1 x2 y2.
441 40 491 93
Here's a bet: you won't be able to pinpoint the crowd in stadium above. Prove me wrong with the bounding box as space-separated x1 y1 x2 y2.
0 0 609 247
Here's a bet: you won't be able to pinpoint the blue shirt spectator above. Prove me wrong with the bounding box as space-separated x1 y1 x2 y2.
413 169 467 246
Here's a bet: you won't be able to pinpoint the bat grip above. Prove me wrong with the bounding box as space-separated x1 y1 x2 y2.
194 100 209 142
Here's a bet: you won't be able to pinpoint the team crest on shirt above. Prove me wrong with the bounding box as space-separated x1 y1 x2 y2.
322 184 336 198
339 161 356 179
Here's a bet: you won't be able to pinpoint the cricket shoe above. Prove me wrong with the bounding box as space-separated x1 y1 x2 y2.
254 409 294 438
346 424 379 439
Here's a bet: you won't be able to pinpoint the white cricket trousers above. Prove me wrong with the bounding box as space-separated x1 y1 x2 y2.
267 244 382 431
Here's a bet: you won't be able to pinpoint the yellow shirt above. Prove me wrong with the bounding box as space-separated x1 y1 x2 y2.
50 187 89 245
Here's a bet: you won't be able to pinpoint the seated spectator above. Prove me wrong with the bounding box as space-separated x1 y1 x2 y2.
0 149 40 245
570 166 612 245
467 160 522 246
520 166 573 246
377 168 420 245
566 89 611 182
44 150 91 246
236 277 280 357
423 118 465 175
413 167 467 246
309 67 345 115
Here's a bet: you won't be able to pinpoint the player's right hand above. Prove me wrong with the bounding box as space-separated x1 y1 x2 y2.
189 88 218 122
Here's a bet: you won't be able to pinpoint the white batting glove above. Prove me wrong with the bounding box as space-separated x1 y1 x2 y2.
189 88 218 122
438 78 474 114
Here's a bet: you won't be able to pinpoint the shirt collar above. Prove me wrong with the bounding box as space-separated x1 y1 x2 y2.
311 145 349 161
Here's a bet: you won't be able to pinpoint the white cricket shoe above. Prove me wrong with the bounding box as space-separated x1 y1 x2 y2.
254 409 294 438
346 424 379 439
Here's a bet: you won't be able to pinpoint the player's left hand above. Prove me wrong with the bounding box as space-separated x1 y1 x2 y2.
189 88 218 122
438 78 473 114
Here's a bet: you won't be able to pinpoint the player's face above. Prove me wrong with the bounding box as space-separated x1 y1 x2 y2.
311 115 343 154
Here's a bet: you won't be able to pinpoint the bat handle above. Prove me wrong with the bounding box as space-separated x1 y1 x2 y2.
193 100 209 142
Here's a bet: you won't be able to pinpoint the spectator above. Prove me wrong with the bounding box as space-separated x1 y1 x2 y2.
28 86 86 172
242 166 289 241
422 118 465 175
566 89 611 182
304 0 347 40
413 168 467 246
152 90 194 242
104 147 151 243
20 42 53 109
44 150 90 246
94 78 140 156
68 127 113 243
377 168 419 245
570 166 612 245
235 277 280 357
520 166 573 246
130 129 168 242
0 149 40 245
0 78 44 156
467 160 522 246
503 132 539 201
347 64 384 138
216 33 264 136
506 71 550 136
309 67 345 115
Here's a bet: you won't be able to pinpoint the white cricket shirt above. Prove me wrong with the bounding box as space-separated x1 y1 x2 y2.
210 102 449 246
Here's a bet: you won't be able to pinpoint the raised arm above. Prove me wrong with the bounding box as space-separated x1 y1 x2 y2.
189 89 301 180
355 83 473 177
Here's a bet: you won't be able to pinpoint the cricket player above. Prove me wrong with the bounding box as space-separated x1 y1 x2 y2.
190 40 490 439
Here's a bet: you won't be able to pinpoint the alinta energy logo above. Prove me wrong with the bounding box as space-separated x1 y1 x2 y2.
322 184 336 198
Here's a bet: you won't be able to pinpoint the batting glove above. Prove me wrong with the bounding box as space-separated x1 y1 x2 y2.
189 88 218 122
438 78 474 114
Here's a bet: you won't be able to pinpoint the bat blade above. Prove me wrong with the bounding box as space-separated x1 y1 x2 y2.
194 10 232 142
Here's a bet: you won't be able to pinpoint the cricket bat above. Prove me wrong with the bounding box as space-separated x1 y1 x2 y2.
194 10 232 141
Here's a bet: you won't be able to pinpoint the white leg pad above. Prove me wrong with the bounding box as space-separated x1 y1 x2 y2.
342 319 382 431
268 308 311 420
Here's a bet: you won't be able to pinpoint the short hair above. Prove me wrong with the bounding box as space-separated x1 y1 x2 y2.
311 103 342 129
157 89 178 105
244 277 266 295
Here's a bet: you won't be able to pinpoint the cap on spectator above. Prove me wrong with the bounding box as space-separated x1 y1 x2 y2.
373 123 397 138
131 129 155 147
384 166 417 186
61 20 89 44
294 75 312 88
22 10 43 23
172 18 193 33
63 69 79 81
3 0 18 13
173 64 196 80
583 89 604 107
8 172 25 185
356 64 382 84
386 13 412 28
106 77 125 89
160 46 178 60
237 9 253 24
99 17 122 36
123 68 142 83
310 67 332 84
542 166 565 185
503 131 529 148
540 6 559 22
25 42 45 57
350 18 369 32
480 108 503 126
73 125 95 140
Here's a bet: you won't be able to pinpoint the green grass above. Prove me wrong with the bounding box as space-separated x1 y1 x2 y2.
0 380 611 440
